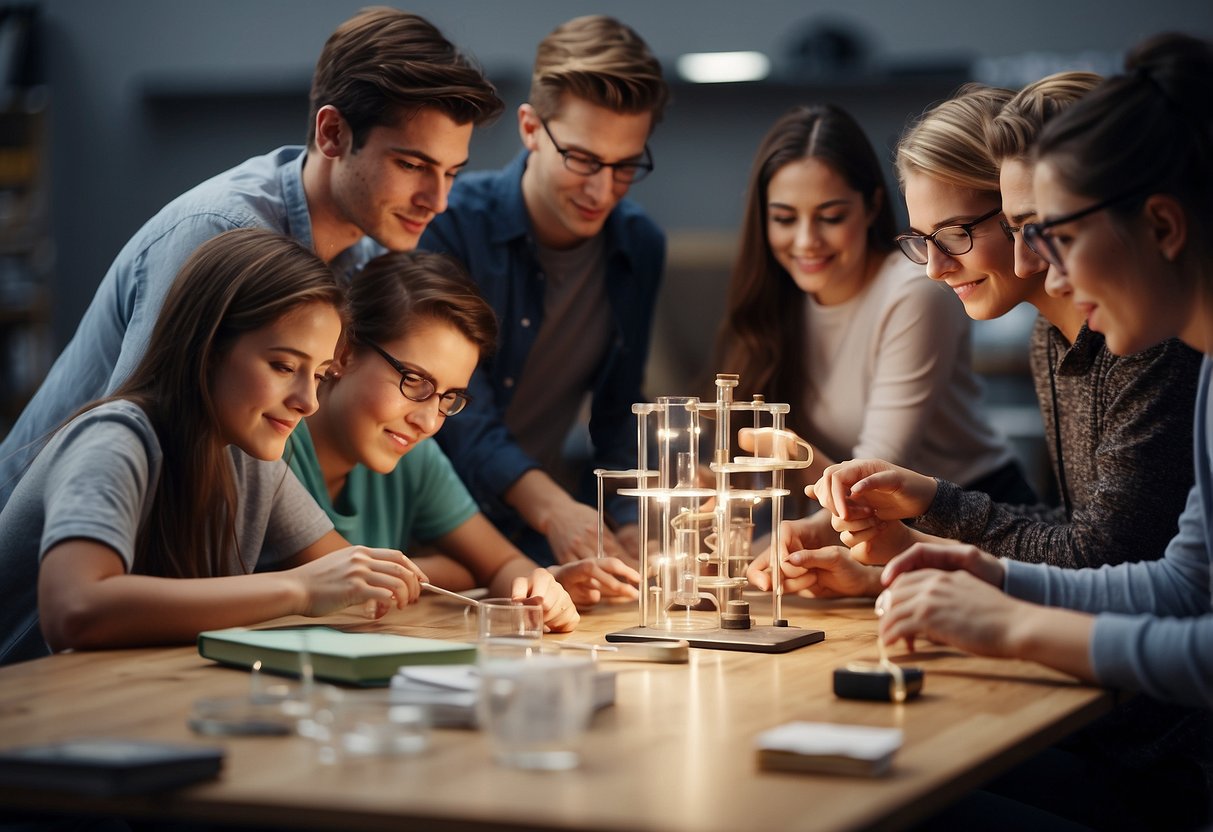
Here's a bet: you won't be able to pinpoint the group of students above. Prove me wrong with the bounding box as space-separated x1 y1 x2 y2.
0 9 663 664
747 33 1213 832
0 7 1212 828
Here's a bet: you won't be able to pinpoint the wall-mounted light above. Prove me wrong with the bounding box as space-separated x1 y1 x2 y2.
675 51 771 84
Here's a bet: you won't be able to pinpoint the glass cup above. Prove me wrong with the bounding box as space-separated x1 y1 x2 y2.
309 688 429 765
476 656 594 771
477 597 544 661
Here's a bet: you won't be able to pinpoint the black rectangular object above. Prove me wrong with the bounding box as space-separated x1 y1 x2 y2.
0 739 224 796
833 666 924 702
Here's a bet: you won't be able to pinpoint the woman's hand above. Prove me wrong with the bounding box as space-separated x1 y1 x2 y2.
877 567 1025 658
810 458 937 522
510 568 580 632
551 557 641 608
746 513 839 591
290 546 425 618
876 542 1010 655
782 546 884 597
831 513 918 565
880 542 1006 589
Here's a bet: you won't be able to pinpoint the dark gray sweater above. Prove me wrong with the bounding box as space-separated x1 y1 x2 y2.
915 316 1202 567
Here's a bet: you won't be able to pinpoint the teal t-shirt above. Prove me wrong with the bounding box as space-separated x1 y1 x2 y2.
286 421 478 550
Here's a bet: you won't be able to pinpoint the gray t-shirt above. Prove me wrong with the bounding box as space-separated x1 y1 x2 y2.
505 235 609 492
0 399 333 664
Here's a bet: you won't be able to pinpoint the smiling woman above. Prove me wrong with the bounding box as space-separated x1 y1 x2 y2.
0 228 433 666
286 250 640 632
716 103 1033 523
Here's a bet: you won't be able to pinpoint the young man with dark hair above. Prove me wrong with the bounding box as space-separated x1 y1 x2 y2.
0 8 502 507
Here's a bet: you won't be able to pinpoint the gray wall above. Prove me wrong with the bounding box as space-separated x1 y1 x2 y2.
39 0 1213 345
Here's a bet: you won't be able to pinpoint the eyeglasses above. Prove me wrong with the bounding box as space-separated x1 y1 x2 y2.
895 205 1010 265
539 118 654 184
362 340 471 417
1022 190 1146 275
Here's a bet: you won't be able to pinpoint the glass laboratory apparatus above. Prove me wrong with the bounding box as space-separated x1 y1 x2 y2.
598 374 825 652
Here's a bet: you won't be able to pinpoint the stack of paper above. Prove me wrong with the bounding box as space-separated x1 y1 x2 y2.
390 664 616 728
755 721 903 776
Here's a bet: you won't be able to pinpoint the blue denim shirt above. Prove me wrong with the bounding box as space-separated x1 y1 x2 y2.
0 146 384 508
419 151 665 537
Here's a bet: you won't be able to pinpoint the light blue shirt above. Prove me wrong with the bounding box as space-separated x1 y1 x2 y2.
0 146 385 509
1005 356 1213 708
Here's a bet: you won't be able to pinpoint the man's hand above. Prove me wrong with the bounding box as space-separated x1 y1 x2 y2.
543 500 628 564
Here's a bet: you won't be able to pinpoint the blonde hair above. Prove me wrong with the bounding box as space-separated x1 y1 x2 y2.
896 83 1013 194
529 15 669 125
987 72 1102 162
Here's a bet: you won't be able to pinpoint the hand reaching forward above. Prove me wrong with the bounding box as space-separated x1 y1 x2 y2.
544 500 628 564
830 512 918 566
880 542 1006 589
746 512 839 591
876 542 1010 655
811 458 938 522
552 557 641 608
290 546 425 618
878 543 1097 681
509 568 579 633
781 546 884 598
877 567 1025 658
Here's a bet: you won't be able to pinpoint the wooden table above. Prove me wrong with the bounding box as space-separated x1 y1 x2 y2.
0 592 1117 832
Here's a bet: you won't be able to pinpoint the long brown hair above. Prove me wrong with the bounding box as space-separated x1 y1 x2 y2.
715 104 895 438
105 228 346 578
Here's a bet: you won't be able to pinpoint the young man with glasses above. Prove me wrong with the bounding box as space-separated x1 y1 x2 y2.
421 15 669 567
0 8 503 510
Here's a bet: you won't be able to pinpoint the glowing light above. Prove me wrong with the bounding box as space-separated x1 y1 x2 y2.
676 51 770 84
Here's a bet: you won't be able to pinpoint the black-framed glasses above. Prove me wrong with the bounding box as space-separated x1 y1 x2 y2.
539 118 654 184
1022 189 1147 275
362 340 471 417
895 205 1010 265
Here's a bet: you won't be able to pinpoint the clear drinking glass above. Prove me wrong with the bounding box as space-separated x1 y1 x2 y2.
477 597 544 661
476 656 594 771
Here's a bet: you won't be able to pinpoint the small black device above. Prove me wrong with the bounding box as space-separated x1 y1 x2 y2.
833 665 924 702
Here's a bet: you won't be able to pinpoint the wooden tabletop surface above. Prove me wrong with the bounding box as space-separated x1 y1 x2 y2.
0 591 1117 832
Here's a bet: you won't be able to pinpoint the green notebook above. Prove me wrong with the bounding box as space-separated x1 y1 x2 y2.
198 626 477 686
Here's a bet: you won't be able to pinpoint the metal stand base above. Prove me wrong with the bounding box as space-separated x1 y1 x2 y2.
605 625 824 654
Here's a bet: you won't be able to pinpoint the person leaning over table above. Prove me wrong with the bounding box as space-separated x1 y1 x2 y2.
767 73 1201 596
878 35 1213 832
285 250 641 632
0 230 426 667
419 15 668 568
0 7 503 511
715 102 1035 538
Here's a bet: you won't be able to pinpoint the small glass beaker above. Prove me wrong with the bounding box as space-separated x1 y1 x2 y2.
476 656 594 771
477 597 543 661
